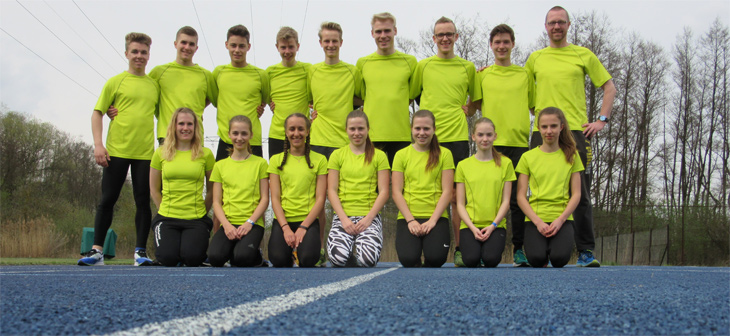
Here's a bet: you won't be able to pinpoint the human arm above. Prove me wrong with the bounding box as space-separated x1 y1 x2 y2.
91 110 109 167
582 79 616 138
421 169 454 235
354 170 390 234
456 182 485 241
149 168 162 210
269 173 295 248
465 98 481 118
268 100 276 113
105 106 118 120
391 171 420 236
212 182 239 240
327 170 357 235
544 172 581 238
256 102 266 118
204 170 213 213
237 178 270 237
516 173 549 236
294 175 326 247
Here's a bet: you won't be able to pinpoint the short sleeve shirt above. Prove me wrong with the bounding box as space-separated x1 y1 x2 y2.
392 145 455 219
210 155 268 226
268 151 328 222
151 147 215 220
328 146 390 216
455 155 516 229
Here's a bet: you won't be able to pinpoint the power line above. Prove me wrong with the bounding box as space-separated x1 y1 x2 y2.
71 0 127 64
0 27 97 97
301 0 309 43
15 0 107 80
249 0 256 64
191 0 215 67
42 0 120 72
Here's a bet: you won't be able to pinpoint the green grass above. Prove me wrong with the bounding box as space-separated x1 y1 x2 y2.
0 258 135 266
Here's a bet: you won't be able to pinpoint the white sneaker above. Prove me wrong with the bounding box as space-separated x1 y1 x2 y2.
78 249 104 266
134 249 153 266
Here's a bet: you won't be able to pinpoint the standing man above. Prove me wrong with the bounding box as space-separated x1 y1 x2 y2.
308 21 362 159
79 33 159 266
213 24 270 160
411 16 478 267
525 6 616 267
149 26 218 143
357 12 418 165
469 24 535 267
267 27 311 158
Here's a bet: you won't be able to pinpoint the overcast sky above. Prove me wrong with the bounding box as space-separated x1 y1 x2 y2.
1 0 728 156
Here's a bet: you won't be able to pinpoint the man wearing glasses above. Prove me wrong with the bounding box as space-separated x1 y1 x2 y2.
411 16 478 266
525 6 617 267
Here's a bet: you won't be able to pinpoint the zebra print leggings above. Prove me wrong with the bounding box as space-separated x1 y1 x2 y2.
327 214 383 267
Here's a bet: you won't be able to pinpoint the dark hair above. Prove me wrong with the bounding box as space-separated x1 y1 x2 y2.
489 24 515 43
537 107 577 164
472 117 502 167
346 110 375 165
227 115 253 156
227 24 250 43
176 26 198 39
125 32 151 51
411 110 441 172
279 113 313 170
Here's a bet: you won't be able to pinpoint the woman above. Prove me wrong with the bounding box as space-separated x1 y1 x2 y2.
268 113 327 267
516 107 583 268
455 118 515 267
392 110 455 267
327 110 390 267
149 107 215 267
207 115 269 267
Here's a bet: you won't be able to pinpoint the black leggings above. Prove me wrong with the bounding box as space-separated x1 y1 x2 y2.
459 227 506 267
494 146 527 252
268 219 321 267
524 221 574 268
207 224 264 267
152 214 212 267
93 157 151 249
396 217 450 267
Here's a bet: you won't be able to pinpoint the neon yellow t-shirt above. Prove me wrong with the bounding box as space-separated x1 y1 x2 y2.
210 155 268 226
357 51 418 142
150 147 215 220
392 145 455 219
94 71 159 160
149 62 218 137
473 64 535 147
213 64 270 145
514 148 584 222
525 45 612 131
328 146 390 216
308 61 362 148
455 155 516 229
268 151 328 222
267 62 311 140
411 56 477 142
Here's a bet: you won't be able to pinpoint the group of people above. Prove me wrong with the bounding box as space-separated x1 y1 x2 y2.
78 6 615 269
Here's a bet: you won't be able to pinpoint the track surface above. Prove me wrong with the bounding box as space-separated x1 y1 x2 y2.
1 264 728 335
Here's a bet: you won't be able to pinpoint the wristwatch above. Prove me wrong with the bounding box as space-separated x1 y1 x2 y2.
598 115 609 123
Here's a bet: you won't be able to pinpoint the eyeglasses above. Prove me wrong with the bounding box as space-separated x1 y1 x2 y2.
546 20 568 27
434 32 456 38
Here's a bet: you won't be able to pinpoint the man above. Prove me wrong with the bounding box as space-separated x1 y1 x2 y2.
469 24 535 267
357 12 417 165
411 16 478 267
525 6 617 267
308 22 362 159
149 26 218 143
79 33 159 266
266 26 311 158
213 24 270 160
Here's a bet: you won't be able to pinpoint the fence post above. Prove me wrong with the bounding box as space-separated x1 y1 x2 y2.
630 206 635 265
681 205 685 265
615 232 619 264
648 227 653 266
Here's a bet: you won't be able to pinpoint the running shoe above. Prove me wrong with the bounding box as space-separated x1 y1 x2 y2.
134 249 153 266
513 249 530 267
315 248 327 267
78 249 104 266
577 250 601 267
453 250 465 267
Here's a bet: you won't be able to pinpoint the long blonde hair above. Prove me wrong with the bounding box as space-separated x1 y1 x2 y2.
161 107 204 161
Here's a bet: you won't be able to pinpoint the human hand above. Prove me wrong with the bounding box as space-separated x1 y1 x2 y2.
407 220 421 236
269 101 276 113
282 225 296 248
294 227 307 248
223 223 239 240
480 225 496 241
94 145 110 167
353 217 372 234
341 217 357 235
582 121 606 138
106 106 118 120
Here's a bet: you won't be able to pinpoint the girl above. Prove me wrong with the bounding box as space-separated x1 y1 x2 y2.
207 115 269 267
455 118 516 268
149 107 215 267
516 107 583 268
268 113 327 267
327 110 390 267
392 110 455 267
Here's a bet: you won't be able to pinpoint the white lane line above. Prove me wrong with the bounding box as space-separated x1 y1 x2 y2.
106 267 398 336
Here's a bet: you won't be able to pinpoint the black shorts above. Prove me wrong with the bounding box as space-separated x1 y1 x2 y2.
310 145 338 160
216 139 263 161
441 141 470 167
268 138 286 159
373 141 410 166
